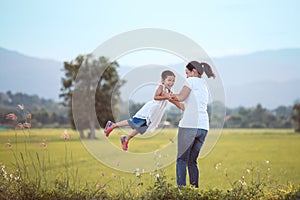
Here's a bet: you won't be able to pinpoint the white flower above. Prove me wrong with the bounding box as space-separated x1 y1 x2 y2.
239 179 247 186
18 104 24 110
266 160 270 164
214 163 222 170
1 165 7 175
135 172 141 177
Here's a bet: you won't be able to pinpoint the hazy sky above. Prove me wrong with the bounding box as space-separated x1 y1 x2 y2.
1 0 299 65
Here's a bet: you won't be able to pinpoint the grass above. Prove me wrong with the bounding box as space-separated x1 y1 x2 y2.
0 128 299 194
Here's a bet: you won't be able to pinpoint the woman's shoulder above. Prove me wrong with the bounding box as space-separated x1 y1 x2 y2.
187 77 203 80
186 77 205 89
186 77 203 83
188 77 205 83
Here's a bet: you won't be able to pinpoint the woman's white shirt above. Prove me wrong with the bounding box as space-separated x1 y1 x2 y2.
178 77 209 130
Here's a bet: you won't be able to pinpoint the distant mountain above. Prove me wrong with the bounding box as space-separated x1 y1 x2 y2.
213 49 300 108
1 47 300 108
0 47 63 101
214 49 300 85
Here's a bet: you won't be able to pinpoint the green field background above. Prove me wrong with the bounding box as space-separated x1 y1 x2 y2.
0 128 299 192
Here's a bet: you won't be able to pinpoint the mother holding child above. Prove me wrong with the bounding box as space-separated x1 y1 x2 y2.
104 60 215 188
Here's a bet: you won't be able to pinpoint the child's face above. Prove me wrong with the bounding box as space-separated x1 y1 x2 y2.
163 75 175 89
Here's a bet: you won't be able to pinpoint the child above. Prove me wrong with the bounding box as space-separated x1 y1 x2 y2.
104 70 183 151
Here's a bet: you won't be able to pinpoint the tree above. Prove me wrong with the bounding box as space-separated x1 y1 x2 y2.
60 55 123 139
291 103 300 132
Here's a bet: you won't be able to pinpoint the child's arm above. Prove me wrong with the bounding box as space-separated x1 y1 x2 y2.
153 85 170 101
153 85 184 110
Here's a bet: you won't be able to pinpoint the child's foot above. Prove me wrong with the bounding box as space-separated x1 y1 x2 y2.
120 135 128 151
104 121 113 137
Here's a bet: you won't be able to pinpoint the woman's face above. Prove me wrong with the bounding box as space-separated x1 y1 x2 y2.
185 68 194 78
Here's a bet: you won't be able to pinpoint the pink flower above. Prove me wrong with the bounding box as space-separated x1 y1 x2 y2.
5 113 18 121
26 113 32 119
39 142 47 148
96 184 105 189
23 122 31 128
16 123 24 129
111 173 117 179
4 142 12 147
16 122 31 129
100 171 105 177
62 130 71 140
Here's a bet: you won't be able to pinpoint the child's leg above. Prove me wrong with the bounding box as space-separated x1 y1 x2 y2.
105 119 127 137
120 129 139 151
114 120 130 128
105 120 129 134
126 129 139 143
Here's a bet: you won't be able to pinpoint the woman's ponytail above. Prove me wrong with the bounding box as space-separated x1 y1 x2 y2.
201 62 215 79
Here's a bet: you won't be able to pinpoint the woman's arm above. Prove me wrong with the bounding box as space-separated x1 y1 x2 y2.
173 86 191 102
168 99 185 111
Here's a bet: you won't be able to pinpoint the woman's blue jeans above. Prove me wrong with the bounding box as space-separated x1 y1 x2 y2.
176 127 207 188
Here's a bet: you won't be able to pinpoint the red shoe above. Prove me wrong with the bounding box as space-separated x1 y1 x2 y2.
104 121 113 137
120 136 128 151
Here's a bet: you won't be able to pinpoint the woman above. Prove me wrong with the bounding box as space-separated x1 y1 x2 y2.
171 61 215 188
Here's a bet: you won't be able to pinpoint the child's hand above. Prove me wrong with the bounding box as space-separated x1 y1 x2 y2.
169 94 178 101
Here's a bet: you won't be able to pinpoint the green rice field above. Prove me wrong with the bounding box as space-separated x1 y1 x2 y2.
0 128 299 192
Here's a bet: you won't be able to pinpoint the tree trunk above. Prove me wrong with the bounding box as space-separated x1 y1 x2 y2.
292 103 300 133
79 130 85 139
89 119 96 139
295 122 300 132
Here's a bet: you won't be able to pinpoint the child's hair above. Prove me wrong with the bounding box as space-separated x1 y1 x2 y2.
161 70 175 80
186 61 216 78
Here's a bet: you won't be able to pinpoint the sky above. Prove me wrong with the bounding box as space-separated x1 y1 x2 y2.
1 0 299 66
